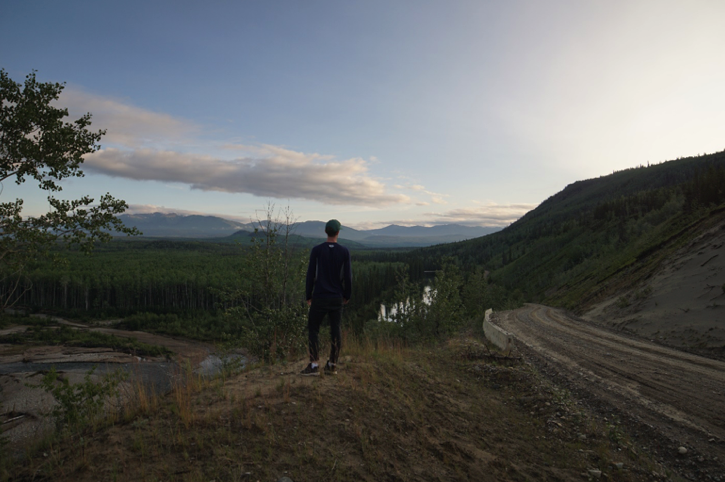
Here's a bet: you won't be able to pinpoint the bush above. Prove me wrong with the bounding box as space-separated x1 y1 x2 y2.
222 204 308 362
30 366 127 432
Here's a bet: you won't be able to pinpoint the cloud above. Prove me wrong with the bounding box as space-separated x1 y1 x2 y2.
84 148 409 206
60 88 198 148
424 202 537 227
398 183 449 204
61 90 410 207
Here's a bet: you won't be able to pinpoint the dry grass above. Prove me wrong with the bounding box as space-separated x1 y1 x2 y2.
3 331 669 482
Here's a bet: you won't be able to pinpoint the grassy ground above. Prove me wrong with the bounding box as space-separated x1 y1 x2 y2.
3 332 670 482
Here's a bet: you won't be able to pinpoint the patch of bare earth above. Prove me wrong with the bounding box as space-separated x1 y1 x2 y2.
497 305 725 482
584 216 725 360
6 335 666 482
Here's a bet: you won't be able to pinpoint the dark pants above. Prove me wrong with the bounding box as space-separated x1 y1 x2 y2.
308 297 343 364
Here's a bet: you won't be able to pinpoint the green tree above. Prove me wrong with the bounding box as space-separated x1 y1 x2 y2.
0 69 138 308
223 203 307 361
425 261 464 338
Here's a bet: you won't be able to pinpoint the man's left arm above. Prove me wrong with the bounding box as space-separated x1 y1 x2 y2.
305 247 318 304
342 249 352 303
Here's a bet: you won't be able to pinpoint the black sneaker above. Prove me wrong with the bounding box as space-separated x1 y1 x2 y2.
300 363 319 376
324 361 337 375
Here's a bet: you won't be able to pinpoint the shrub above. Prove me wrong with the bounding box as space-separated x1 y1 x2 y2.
30 366 127 432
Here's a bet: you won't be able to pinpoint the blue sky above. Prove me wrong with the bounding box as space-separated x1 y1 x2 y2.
2 1 724 229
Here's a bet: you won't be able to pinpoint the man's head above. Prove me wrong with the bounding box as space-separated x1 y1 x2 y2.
325 219 341 237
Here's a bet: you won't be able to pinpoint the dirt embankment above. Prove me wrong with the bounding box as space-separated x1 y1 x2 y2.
584 217 725 358
497 304 725 480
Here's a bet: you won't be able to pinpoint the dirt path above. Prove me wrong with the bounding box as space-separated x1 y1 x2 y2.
496 304 725 475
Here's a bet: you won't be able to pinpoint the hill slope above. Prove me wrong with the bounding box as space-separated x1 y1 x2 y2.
422 150 725 311
5 336 666 481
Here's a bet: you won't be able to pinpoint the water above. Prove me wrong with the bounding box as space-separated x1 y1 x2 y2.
0 361 178 393
195 354 247 377
379 286 434 322
0 353 247 394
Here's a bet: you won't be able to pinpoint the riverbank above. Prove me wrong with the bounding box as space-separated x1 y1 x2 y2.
0 315 235 448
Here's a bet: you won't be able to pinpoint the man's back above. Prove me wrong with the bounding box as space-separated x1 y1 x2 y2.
305 241 352 300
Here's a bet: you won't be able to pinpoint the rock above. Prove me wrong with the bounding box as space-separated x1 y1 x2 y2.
277 478 294 482
578 434 587 441
614 463 624 470
587 469 602 478
678 446 688 455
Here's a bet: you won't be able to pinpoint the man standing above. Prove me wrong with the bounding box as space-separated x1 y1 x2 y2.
301 219 352 376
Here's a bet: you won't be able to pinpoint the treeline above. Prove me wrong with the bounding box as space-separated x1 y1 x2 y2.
5 243 241 314
684 163 725 211
2 241 401 320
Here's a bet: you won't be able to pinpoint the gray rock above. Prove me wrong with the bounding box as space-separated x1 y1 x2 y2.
278 478 294 482
678 446 688 455
588 468 602 478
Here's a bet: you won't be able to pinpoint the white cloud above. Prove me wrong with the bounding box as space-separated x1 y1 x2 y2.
85 148 409 206
60 88 198 148
424 202 537 227
398 183 449 204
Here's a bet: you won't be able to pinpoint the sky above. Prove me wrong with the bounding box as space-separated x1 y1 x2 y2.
2 0 724 229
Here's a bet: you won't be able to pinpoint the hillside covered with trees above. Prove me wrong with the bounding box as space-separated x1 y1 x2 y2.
418 150 725 311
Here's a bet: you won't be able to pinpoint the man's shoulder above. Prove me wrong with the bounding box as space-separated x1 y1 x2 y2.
313 242 350 255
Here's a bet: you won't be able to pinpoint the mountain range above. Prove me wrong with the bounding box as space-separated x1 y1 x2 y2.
116 214 502 247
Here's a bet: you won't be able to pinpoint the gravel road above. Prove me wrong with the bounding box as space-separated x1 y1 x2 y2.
497 303 725 478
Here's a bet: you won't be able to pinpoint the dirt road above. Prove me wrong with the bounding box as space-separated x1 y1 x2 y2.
496 304 725 476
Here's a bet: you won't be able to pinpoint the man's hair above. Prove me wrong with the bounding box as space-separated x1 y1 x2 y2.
325 219 341 237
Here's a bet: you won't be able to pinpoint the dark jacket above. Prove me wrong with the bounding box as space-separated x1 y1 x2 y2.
305 241 352 300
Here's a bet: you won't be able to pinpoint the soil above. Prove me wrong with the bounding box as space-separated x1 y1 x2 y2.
584 217 725 359
496 304 725 481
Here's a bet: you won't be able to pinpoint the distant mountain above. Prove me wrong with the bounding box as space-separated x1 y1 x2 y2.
117 213 249 238
116 214 501 247
366 224 500 238
286 221 370 242
286 221 500 246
